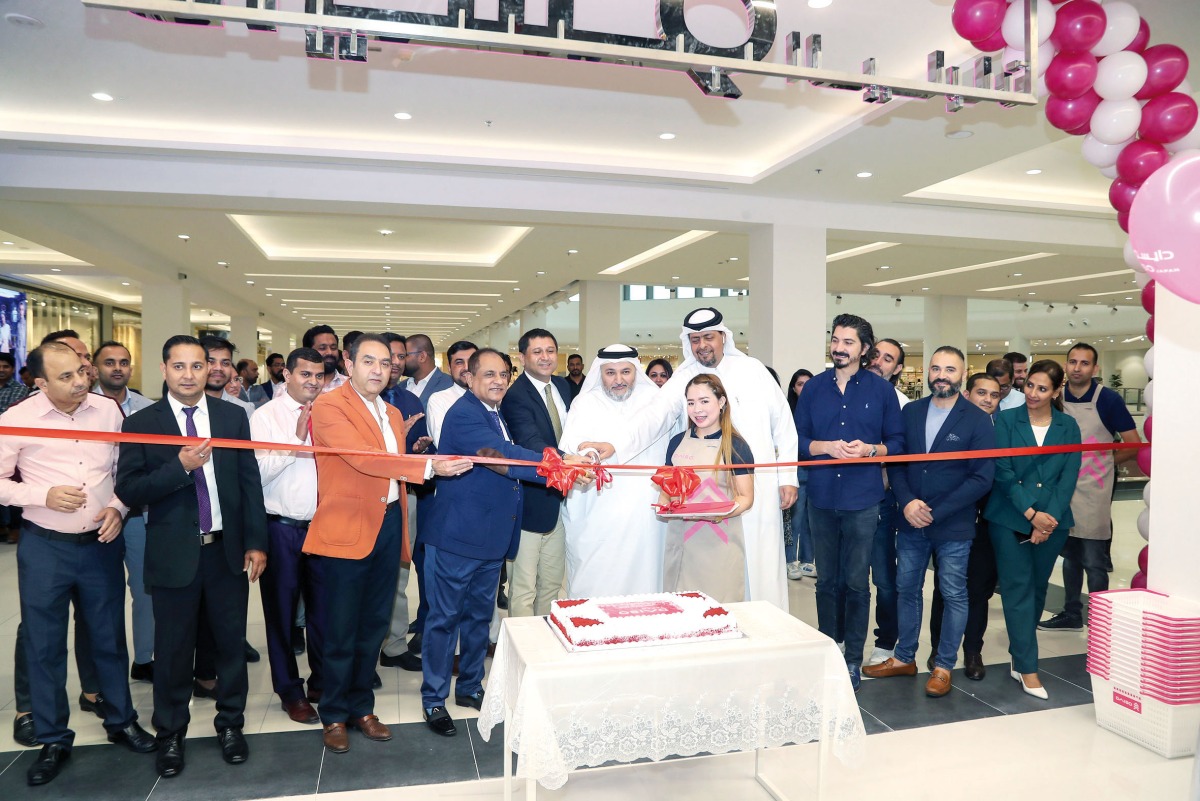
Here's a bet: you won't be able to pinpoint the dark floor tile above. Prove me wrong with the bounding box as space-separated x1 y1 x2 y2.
856 672 1003 731
149 731 323 801
469 720 508 780
952 660 1094 716
0 742 158 801
859 708 893 735
318 720 479 793
1039 653 1093 693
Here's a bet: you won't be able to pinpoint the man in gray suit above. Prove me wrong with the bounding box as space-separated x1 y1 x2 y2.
403 334 453 406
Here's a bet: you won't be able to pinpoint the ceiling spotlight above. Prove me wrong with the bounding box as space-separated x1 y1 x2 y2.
659 132 676 140
246 280 254 285
1 241 13 246
895 297 902 306
217 261 228 267
1027 292 1036 296
120 281 130 286
536 271 545 276
393 112 412 120
177 234 190 240
835 295 843 304
1022 302 1030 309
1111 306 1119 313
878 265 891 270
378 229 393 236
1067 320 1075 327
729 256 739 262
1046 303 1055 312
921 287 930 291
567 249 579 255
856 171 873 178
1071 305 1079 312
382 265 391 271
1025 169 1043 175
91 92 114 102
513 287 521 292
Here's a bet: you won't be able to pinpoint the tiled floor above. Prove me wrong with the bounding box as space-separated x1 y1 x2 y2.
1 496 1194 799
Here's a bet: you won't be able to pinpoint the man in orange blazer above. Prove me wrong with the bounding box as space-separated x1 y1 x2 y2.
302 334 470 754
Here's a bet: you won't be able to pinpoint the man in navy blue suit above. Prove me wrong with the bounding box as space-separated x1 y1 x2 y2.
862 346 995 698
419 349 592 737
500 328 574 618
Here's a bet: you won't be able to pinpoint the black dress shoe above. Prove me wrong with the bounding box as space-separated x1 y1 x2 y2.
193 679 218 700
454 691 484 711
107 721 158 753
130 661 154 682
218 727 249 765
964 652 987 681
244 642 261 663
78 692 109 719
292 626 306 656
27 743 70 786
408 632 422 655
379 651 422 671
496 590 509 610
156 734 185 778
423 706 457 737
13 713 37 748
372 672 383 689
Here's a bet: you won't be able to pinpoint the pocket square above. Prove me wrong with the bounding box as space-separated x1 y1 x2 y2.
945 433 961 442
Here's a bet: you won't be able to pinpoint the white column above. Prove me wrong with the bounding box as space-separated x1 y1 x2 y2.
229 314 259 364
748 224 826 375
1146 289 1199 602
518 307 547 337
578 281 621 363
922 296 969 386
1009 332 1031 360
140 279 190 398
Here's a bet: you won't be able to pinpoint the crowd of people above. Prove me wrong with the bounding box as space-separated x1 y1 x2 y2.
0 307 1140 786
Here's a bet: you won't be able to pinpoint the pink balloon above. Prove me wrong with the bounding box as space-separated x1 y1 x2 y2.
1136 44 1189 100
1050 0 1106 53
1131 571 1147 589
1139 92 1200 144
1138 546 1149 573
1124 17 1151 54
1050 0 1071 4
1109 178 1139 213
1046 90 1102 132
1129 151 1200 304
1118 210 1130 232
1136 445 1152 476
952 0 1007 43
971 27 1008 53
1046 51 1100 100
1116 139 1170 185
1066 122 1092 137
1145 313 1154 341
1144 414 1153 442
1141 279 1156 314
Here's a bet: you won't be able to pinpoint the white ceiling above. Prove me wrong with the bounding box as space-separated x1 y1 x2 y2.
0 0 1196 348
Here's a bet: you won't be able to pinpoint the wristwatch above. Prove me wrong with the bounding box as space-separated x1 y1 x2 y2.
868 445 878 458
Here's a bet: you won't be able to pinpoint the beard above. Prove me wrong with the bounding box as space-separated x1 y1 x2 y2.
603 384 634 402
928 378 962 399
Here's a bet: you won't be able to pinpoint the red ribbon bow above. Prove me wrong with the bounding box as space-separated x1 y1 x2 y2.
537 448 594 494
651 466 700 513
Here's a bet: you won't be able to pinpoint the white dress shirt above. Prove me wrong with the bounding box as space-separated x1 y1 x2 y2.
409 369 436 399
250 391 318 520
524 373 567 436
999 390 1027 411
167 393 224 532
426 383 467 448
352 387 402 503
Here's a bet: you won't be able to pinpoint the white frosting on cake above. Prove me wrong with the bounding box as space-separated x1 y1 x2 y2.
550 591 739 650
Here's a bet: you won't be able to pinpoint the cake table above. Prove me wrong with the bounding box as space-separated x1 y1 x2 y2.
477 600 864 800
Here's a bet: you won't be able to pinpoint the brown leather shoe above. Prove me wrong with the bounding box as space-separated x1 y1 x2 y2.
964 652 986 681
323 723 349 754
282 698 320 725
861 657 918 679
925 667 952 697
350 714 391 742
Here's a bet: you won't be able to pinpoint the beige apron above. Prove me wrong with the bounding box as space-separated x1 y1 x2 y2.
1065 389 1114 541
662 433 747 603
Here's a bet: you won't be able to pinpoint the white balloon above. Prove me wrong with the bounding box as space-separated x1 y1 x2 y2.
1082 133 1133 168
1144 345 1154 379
1099 163 1120 179
1002 0 1057 50
1091 1 1141 57
1135 269 1153 288
1142 479 1151 508
1094 51 1147 100
1144 378 1154 412
1090 98 1142 145
1123 239 1143 271
1137 507 1150 540
1036 71 1049 99
1166 124 1200 154
1036 39 1056 76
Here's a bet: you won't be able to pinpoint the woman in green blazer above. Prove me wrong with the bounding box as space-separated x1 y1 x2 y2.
984 360 1082 700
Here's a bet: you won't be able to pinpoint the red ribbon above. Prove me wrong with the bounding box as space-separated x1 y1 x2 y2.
536 448 592 495
650 466 701 513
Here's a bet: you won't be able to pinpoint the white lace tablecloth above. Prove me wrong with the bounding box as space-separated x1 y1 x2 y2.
477 601 865 790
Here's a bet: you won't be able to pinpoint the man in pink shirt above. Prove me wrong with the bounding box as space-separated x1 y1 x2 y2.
0 342 157 786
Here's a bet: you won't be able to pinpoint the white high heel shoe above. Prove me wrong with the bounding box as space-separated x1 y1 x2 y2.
1011 661 1049 699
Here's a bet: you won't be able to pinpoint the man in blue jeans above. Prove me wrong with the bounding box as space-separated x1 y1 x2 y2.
794 314 904 690
863 347 995 697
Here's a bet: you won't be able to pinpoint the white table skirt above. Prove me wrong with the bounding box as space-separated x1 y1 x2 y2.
477 601 865 790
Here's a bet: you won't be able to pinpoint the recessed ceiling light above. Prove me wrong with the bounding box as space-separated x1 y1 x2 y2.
393 112 412 120
857 171 873 178
1027 292 1036 296
281 302 287 306
217 261 228 266
879 265 891 270
536 271 545 276
1125 296 1133 300
91 92 114 102
384 296 391 300
246 280 254 285
659 133 676 140
567 249 579 255
379 229 393 236
1012 273 1023 277
921 287 930 291
50 268 61 272
1026 169 1043 175
265 293 272 297
120 281 131 286
177 234 190 240
672 276 680 280
513 287 521 292
382 265 391 271
1 241 13 246
729 256 739 262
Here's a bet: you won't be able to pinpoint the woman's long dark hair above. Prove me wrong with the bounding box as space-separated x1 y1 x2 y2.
787 369 813 411
1027 359 1066 412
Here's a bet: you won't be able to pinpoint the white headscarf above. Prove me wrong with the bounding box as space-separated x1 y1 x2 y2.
677 307 744 370
577 344 660 398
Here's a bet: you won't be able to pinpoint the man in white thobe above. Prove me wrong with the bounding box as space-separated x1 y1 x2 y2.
581 308 799 611
560 346 669 597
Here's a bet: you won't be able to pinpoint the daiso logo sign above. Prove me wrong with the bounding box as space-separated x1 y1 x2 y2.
1113 688 1143 714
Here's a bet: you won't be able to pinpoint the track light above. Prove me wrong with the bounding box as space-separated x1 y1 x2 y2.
1046 304 1055 312
1111 306 1119 314
895 297 902 307
1071 305 1079 313
835 294 843 305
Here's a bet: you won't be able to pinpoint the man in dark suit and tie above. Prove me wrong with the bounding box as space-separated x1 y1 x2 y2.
116 334 269 778
862 347 995 698
500 328 574 617
421 349 592 737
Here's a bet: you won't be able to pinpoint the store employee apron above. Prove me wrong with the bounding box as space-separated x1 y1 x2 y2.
662 433 747 603
1064 393 1114 540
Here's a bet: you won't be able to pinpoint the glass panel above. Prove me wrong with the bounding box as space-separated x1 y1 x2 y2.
701 287 721 297
626 285 647 301
651 285 671 300
676 286 696 299
111 307 143 392
0 281 101 363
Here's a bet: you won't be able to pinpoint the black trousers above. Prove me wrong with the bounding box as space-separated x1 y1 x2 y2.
930 522 998 655
150 542 249 739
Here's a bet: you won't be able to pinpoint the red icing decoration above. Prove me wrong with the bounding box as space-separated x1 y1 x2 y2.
676 592 705 599
703 607 729 618
570 617 602 627
557 598 588 608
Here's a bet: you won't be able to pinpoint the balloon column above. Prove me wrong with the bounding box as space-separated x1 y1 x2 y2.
952 0 1200 591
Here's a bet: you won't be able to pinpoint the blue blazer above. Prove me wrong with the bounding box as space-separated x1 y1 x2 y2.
983 405 1082 534
499 373 573 533
890 394 995 541
423 392 545 561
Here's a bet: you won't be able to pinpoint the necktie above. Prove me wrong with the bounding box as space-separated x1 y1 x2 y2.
488 409 507 441
544 384 563 442
182 406 213 533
